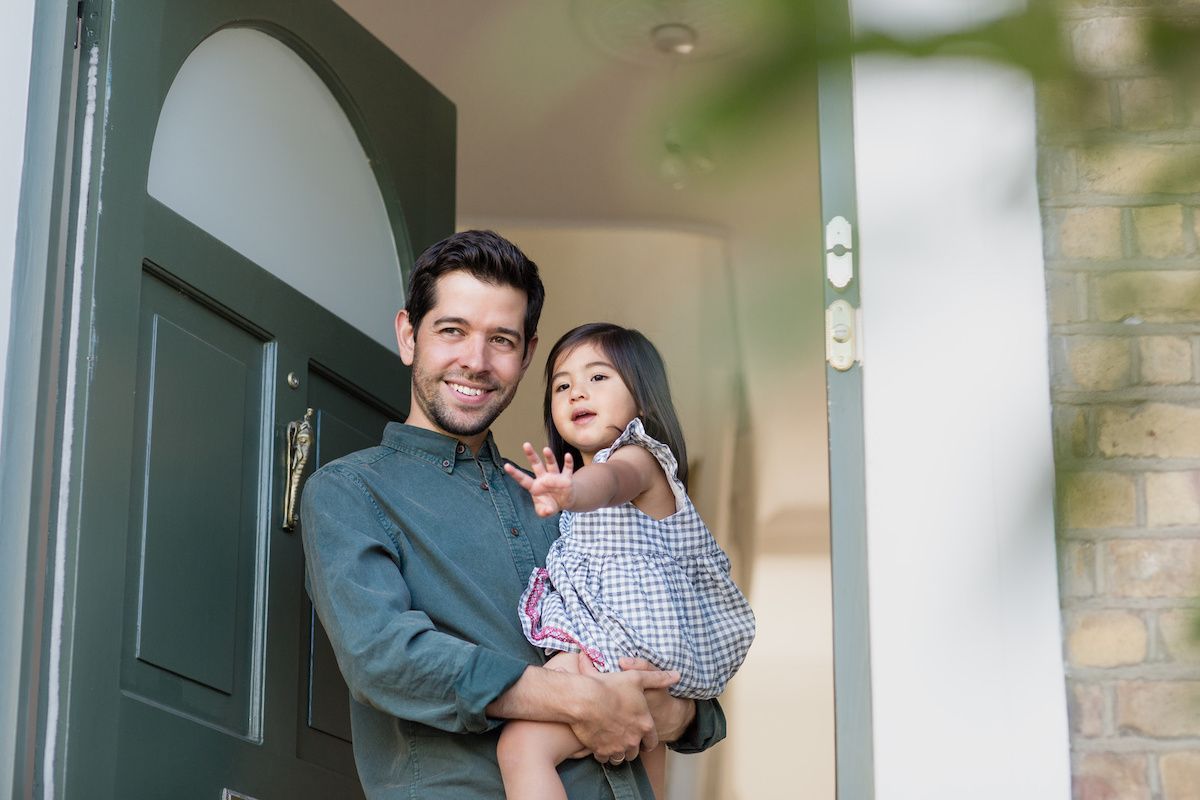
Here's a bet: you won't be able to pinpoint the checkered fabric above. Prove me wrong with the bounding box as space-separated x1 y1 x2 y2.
517 418 756 699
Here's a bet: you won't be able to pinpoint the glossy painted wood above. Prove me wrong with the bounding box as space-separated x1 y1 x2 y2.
57 0 449 795
817 1 876 797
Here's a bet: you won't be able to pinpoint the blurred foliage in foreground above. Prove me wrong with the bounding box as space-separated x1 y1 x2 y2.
685 0 1200 146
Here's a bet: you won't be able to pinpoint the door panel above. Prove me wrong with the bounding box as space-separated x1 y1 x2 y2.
62 0 448 794
122 269 269 737
295 369 399 775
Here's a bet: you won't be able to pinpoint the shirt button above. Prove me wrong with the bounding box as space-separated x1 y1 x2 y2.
510 527 520 537
456 444 465 454
441 459 450 468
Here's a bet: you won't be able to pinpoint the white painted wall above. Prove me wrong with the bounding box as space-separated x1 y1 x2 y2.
850 2 1071 797
0 2 36 474
0 1 38 793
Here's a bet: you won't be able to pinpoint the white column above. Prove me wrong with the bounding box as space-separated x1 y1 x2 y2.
0 1 40 792
0 2 37 451
849 3 1071 798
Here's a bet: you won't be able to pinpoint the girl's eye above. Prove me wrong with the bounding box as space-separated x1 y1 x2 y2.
590 373 608 382
554 383 569 393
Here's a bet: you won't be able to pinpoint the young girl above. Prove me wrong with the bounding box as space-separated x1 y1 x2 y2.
498 323 755 799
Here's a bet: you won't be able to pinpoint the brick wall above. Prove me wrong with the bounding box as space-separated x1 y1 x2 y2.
1040 5 1200 799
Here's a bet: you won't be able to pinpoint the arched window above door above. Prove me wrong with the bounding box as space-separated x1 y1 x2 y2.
148 27 406 349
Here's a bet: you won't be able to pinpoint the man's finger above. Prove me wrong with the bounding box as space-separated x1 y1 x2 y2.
618 657 654 672
633 669 680 690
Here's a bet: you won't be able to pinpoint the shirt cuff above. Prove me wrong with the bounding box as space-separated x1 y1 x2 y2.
667 697 727 754
453 646 531 733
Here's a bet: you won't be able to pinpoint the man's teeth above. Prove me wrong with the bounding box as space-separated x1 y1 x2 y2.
450 383 483 396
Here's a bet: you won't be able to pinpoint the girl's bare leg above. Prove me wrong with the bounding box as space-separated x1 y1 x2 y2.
642 744 666 799
497 652 589 800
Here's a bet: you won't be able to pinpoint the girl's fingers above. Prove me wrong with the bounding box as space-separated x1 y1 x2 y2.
561 452 574 477
502 462 534 490
541 446 560 474
522 442 545 476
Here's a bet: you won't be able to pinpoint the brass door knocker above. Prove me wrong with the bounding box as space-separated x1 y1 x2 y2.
283 408 314 531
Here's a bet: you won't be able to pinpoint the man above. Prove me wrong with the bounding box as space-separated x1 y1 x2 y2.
301 230 725 798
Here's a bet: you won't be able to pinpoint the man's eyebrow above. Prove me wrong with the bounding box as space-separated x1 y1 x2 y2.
551 361 614 381
431 316 468 328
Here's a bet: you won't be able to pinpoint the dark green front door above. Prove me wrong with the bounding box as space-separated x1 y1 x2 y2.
57 1 453 797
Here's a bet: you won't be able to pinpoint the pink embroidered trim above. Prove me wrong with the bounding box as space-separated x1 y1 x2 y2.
524 568 606 669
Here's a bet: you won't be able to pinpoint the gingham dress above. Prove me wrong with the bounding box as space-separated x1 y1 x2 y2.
517 418 755 699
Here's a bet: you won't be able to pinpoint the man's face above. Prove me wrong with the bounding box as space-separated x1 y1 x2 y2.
395 271 537 449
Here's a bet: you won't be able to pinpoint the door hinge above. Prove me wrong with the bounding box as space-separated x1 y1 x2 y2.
826 215 853 290
74 0 99 50
826 299 862 371
73 0 84 50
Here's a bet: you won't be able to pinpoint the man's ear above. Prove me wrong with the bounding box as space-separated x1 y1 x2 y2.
520 334 539 376
395 309 416 366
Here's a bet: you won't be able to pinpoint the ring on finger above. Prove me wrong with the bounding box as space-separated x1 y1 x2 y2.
610 755 625 764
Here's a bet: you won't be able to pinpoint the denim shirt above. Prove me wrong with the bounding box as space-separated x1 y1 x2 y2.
301 422 726 799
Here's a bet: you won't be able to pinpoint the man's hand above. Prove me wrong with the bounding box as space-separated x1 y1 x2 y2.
619 656 696 745
569 654 679 764
503 444 576 517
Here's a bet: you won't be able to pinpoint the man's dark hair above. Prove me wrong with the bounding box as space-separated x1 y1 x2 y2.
543 322 689 488
406 230 545 352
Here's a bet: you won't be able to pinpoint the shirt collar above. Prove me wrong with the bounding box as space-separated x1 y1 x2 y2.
381 421 503 472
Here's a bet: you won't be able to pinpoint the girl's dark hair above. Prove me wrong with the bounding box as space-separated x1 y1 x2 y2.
543 323 688 488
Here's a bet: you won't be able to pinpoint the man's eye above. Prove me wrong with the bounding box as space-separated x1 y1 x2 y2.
439 327 462 336
491 336 515 348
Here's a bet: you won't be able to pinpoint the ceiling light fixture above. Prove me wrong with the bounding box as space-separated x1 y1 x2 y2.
651 23 698 56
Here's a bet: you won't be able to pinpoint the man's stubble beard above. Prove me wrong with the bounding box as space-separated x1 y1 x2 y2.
409 346 519 438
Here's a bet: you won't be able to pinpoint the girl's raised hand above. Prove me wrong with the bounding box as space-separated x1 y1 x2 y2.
503 443 576 517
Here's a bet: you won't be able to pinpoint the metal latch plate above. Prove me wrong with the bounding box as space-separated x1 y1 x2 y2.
826 215 853 290
826 299 859 371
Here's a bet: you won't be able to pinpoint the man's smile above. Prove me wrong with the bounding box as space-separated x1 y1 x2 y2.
448 381 490 398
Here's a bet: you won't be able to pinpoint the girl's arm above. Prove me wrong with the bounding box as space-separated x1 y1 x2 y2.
503 443 666 517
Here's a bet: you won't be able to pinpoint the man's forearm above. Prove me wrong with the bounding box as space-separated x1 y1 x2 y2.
484 664 588 724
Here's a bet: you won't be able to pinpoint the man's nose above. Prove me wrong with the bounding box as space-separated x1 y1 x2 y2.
457 335 489 373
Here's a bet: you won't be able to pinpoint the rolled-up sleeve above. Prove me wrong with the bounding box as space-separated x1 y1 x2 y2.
669 697 726 754
301 465 529 734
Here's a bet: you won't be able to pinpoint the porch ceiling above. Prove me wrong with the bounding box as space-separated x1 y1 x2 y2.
333 0 830 534
333 0 817 235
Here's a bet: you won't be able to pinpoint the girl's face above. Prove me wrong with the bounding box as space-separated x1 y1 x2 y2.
549 341 639 464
